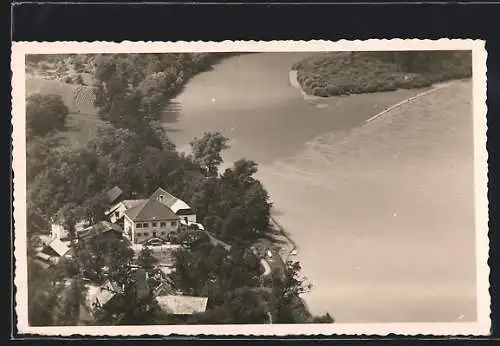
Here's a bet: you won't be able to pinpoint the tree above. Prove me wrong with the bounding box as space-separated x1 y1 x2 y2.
75 233 134 286
170 239 262 312
137 246 158 272
27 257 83 326
51 279 87 326
190 159 272 243
190 132 230 177
271 260 313 323
26 134 63 182
26 93 69 139
186 287 273 324
27 260 64 326
92 54 193 131
312 312 334 323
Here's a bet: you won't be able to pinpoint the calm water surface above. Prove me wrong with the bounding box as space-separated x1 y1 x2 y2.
163 53 476 323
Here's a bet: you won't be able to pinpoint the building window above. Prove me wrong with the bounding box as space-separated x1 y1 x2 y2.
153 231 157 237
171 221 177 227
136 223 142 228
160 222 166 227
114 211 119 218
142 223 149 228
136 232 142 237
152 222 157 227
159 195 164 202
143 232 149 237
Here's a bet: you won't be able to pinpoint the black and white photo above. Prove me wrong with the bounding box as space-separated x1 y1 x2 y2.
12 40 490 336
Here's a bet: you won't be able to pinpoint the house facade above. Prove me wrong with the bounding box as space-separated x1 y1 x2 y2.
106 199 147 224
50 219 89 240
105 187 197 245
123 198 181 244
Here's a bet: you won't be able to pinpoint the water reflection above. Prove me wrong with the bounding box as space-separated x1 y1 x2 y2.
162 101 182 124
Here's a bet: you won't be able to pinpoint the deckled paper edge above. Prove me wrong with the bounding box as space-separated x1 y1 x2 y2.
12 39 490 336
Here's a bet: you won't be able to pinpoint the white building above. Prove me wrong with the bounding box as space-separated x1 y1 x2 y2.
105 187 198 244
123 198 181 244
50 216 89 240
150 187 196 224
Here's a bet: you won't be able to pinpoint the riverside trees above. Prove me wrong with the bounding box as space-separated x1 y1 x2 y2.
25 53 330 325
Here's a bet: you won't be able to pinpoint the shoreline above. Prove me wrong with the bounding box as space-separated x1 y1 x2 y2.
289 69 465 124
288 70 324 101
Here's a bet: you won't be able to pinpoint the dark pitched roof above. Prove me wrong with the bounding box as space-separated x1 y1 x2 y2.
124 198 180 222
150 187 178 208
78 221 123 240
122 199 147 209
106 186 124 204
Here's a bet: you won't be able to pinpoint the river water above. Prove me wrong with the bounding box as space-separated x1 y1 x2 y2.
162 53 476 323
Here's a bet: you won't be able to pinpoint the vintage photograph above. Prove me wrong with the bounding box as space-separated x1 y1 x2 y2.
12 40 489 335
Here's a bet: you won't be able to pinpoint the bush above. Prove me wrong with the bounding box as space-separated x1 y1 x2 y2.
75 74 85 85
74 60 85 73
311 87 329 97
39 62 50 70
26 93 69 139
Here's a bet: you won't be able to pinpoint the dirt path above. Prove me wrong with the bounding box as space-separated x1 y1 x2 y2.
365 81 457 123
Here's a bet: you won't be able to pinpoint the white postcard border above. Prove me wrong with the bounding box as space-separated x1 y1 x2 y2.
12 39 490 336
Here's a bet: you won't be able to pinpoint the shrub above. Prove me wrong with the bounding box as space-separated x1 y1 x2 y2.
75 74 85 85
26 93 69 139
312 87 329 97
73 59 85 73
38 62 50 70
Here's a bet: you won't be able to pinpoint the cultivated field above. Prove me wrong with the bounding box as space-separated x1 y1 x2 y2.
26 77 99 116
26 77 107 149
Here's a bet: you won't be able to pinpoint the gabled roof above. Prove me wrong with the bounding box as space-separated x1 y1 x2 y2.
155 295 208 315
170 199 192 213
106 186 124 204
78 221 123 240
150 187 193 213
150 187 179 209
124 198 180 222
85 280 123 309
46 238 71 257
122 199 147 209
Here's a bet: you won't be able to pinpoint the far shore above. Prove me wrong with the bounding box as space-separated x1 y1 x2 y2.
289 69 470 103
288 70 324 101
